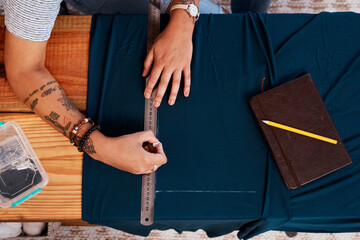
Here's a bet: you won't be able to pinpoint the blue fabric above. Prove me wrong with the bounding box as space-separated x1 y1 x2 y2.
83 13 360 239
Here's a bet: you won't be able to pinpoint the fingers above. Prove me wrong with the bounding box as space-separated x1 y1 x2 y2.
183 67 191 97
142 142 167 173
147 142 167 165
144 63 163 99
153 69 172 107
144 143 167 173
168 70 181 105
146 67 190 107
135 131 167 173
153 141 164 155
143 47 154 77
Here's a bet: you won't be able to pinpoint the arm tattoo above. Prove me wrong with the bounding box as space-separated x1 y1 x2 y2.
46 111 60 121
57 91 77 111
41 86 59 97
82 138 96 154
23 96 30 104
45 111 72 137
24 80 57 103
29 89 39 97
63 116 71 125
74 135 96 154
40 80 56 90
30 98 39 111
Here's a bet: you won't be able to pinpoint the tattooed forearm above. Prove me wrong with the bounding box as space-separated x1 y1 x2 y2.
57 91 77 111
40 80 57 91
74 136 81 147
45 111 72 137
59 122 71 137
30 98 38 111
23 96 29 104
82 138 96 154
23 89 38 103
63 116 71 125
74 135 96 154
23 80 57 103
41 86 59 97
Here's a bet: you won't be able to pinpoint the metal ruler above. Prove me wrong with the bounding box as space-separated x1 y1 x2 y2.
140 0 161 226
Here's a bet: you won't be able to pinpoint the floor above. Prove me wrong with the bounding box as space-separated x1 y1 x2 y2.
268 0 360 13
54 227 360 240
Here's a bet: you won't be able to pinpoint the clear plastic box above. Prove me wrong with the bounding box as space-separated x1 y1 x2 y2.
0 121 48 208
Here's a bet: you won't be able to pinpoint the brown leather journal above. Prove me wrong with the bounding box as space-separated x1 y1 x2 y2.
249 74 352 189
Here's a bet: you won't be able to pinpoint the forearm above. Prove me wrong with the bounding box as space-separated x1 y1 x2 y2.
6 66 100 158
6 66 168 174
12 68 81 136
4 26 167 175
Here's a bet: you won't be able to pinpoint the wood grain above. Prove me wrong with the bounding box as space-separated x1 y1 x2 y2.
0 113 83 221
0 15 91 113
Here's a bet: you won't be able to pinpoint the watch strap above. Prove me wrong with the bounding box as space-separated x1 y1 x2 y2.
170 4 199 21
170 4 188 13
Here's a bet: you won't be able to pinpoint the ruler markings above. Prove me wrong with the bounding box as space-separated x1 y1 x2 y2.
140 0 161 226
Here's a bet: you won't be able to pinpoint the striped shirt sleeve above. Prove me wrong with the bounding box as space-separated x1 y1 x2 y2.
3 0 62 42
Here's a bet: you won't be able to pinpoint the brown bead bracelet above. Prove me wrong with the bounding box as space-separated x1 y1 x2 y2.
70 118 94 146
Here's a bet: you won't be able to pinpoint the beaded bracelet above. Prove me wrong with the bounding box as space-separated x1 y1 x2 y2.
70 118 94 146
77 124 101 152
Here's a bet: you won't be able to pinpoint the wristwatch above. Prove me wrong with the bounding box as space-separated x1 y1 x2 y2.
170 4 200 21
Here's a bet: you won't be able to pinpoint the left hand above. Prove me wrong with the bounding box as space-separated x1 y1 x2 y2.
142 11 194 107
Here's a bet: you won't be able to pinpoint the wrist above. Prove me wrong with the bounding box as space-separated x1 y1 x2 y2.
74 122 93 139
74 122 104 160
87 130 106 161
168 9 195 34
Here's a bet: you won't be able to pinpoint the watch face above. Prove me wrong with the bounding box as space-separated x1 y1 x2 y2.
187 4 198 17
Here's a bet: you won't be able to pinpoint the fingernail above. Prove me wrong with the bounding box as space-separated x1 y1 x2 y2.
152 142 160 147
154 101 160 107
145 92 150 98
185 90 190 97
169 99 175 105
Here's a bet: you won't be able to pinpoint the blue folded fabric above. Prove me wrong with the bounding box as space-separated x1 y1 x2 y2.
83 12 360 239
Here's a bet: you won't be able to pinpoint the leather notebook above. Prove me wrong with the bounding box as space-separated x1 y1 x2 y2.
249 74 352 189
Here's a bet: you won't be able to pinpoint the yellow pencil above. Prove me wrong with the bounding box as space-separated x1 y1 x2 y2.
261 120 337 145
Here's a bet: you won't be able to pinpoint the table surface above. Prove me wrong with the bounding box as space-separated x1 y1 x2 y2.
0 16 91 221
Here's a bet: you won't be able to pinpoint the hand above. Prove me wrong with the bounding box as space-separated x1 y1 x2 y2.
92 130 167 175
143 10 194 107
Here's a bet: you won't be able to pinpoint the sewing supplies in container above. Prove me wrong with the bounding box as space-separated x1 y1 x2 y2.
0 121 48 208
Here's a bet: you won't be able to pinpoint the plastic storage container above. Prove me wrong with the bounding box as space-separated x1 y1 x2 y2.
0 121 48 208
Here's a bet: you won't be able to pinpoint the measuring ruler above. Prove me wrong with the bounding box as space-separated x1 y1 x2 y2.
140 0 161 226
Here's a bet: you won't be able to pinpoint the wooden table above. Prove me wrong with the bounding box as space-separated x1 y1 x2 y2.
0 16 91 221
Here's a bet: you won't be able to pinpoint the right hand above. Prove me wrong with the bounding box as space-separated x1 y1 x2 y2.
92 130 167 175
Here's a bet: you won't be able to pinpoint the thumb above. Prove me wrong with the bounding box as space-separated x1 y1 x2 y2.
153 141 165 155
146 142 167 166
